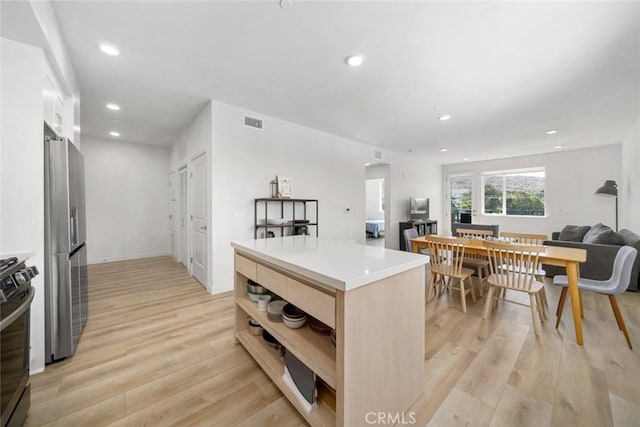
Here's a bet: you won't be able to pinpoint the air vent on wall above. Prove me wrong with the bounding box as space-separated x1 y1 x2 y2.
374 150 383 161
244 115 263 130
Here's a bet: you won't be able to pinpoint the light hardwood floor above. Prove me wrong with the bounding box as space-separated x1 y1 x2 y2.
26 256 640 426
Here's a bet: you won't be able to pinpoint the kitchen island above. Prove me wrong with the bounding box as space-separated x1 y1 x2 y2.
231 236 427 427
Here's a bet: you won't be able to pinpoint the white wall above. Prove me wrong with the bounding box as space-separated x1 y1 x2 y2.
0 38 46 373
621 117 640 232
386 154 442 243
365 178 384 221
84 136 171 264
170 102 212 170
442 145 622 236
209 100 441 293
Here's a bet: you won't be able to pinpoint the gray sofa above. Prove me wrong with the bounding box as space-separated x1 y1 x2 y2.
543 224 640 292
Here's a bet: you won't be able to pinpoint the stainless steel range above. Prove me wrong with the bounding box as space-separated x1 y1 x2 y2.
0 257 38 427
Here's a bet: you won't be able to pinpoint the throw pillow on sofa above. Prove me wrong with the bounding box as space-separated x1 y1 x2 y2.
619 229 640 251
582 223 626 245
558 225 591 242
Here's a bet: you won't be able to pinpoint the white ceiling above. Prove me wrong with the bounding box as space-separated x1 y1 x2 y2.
47 1 640 164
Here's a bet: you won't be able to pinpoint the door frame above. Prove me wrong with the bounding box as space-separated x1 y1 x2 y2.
177 165 189 268
364 163 391 247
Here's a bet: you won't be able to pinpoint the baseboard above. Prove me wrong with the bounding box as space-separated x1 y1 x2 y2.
211 282 233 295
30 365 45 375
88 251 172 265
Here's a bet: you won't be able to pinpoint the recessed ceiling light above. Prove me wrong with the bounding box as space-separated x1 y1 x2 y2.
110 131 120 137
546 129 559 135
463 157 470 161
440 148 448 152
554 145 563 149
438 114 451 121
106 103 120 111
346 55 364 67
99 43 120 56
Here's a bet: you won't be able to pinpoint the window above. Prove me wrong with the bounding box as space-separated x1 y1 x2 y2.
482 168 545 216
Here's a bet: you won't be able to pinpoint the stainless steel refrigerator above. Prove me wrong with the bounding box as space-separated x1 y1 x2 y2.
44 123 88 363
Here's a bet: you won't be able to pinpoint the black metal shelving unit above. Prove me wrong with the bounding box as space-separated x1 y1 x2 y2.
254 198 319 239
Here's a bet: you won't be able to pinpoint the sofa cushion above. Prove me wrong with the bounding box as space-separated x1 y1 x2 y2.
582 223 625 245
619 229 640 249
558 225 591 242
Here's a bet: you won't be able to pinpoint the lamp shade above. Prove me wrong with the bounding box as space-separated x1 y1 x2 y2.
595 180 618 197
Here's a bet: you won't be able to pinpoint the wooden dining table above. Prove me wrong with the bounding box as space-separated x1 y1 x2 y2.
411 235 588 345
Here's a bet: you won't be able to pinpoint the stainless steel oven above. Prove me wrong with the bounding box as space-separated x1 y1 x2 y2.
0 258 37 427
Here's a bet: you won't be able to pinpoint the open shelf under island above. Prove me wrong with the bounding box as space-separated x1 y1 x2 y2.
231 235 428 427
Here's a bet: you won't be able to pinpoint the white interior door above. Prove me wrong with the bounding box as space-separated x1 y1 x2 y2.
191 153 208 287
178 167 188 267
169 171 177 257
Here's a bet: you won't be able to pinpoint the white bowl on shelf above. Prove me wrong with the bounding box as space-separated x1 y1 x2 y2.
283 316 307 329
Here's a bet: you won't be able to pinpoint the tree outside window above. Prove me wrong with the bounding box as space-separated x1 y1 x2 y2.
482 169 545 216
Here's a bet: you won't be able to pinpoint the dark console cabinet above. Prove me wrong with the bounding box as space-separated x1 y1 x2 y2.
399 220 438 251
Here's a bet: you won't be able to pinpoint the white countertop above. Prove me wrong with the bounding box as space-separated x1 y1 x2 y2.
1 251 36 261
231 236 428 291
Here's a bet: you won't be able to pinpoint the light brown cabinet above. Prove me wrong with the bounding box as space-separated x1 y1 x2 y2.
233 250 425 426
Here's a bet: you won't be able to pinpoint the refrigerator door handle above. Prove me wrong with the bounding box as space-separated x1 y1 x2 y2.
70 207 77 247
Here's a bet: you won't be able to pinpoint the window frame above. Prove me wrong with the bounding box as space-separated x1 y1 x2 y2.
481 167 546 217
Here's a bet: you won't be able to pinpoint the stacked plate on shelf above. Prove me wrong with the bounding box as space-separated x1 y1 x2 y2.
282 304 307 329
267 300 287 322
309 317 332 335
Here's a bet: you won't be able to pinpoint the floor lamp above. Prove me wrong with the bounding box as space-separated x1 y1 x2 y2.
595 180 618 231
